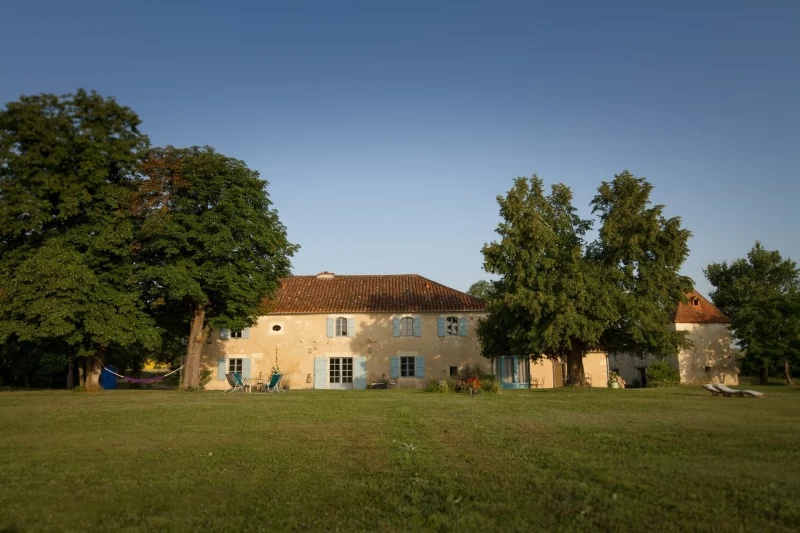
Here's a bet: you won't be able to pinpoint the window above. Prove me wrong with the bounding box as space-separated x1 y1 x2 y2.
230 330 243 339
400 317 414 336
449 366 458 377
400 356 415 377
272 325 282 332
502 356 529 385
228 358 243 374
445 317 459 336
692 298 700 306
329 357 353 384
335 317 348 337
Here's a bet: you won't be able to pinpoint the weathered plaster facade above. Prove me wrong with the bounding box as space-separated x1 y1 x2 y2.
610 292 736 386
202 311 488 390
525 352 609 388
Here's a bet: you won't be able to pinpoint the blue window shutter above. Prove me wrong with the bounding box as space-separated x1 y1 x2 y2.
415 356 425 378
437 317 445 337
392 317 400 337
220 328 230 340
459 317 467 337
217 358 226 380
413 317 422 337
353 356 367 389
348 317 355 338
326 317 334 338
242 358 252 379
242 328 250 339
390 357 400 378
314 357 328 389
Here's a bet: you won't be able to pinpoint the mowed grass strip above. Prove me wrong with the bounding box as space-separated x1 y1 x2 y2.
0 387 798 532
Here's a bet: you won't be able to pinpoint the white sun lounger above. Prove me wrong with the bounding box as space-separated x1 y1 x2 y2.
702 383 721 396
713 384 764 398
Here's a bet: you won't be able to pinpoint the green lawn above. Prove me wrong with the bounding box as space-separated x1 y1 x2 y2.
1 387 799 533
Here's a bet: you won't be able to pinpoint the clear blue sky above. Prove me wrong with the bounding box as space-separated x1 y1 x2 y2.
3 0 798 298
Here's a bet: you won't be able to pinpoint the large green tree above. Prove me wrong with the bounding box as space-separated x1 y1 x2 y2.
705 242 799 385
0 90 159 390
467 280 493 301
478 172 693 379
134 146 297 389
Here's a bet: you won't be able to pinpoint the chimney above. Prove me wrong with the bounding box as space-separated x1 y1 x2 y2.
317 271 335 279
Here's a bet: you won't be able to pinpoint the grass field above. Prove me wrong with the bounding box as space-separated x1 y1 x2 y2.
1 387 799 532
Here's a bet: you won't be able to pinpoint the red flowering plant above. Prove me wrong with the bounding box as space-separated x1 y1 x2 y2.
465 377 481 391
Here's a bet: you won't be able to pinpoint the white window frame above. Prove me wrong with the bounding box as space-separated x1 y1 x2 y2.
445 316 459 336
230 330 243 339
400 356 415 377
399 317 414 337
228 358 243 374
329 357 354 384
269 322 284 335
335 317 348 337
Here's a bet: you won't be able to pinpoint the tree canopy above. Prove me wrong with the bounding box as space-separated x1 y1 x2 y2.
477 172 693 379
705 242 800 385
134 146 298 389
0 90 297 390
467 280 493 301
0 90 159 390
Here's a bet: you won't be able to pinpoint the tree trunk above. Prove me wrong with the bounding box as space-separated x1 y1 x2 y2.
566 340 586 386
784 357 794 386
760 363 769 386
84 347 104 392
79 358 86 386
67 357 74 390
181 306 206 390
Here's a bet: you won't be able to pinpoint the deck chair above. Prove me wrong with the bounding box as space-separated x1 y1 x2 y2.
714 384 764 398
223 373 238 393
260 373 283 393
230 372 246 393
702 383 721 396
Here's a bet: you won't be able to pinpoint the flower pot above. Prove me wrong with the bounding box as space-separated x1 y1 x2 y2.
609 381 619 389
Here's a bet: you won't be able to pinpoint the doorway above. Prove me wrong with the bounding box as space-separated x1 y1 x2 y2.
329 357 353 390
636 367 647 388
553 362 566 387
500 356 530 389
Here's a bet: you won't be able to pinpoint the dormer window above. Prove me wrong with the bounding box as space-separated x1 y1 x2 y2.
692 298 700 306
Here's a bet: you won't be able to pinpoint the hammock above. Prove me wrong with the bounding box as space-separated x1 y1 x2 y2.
102 365 184 383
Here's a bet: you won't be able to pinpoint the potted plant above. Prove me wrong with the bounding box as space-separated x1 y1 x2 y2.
466 377 481 395
608 372 625 389
282 375 292 390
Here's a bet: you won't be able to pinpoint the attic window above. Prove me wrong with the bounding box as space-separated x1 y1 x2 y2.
272 325 282 332
692 298 700 306
317 272 335 279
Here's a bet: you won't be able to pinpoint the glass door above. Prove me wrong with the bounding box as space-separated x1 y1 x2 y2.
329 357 354 390
500 356 530 389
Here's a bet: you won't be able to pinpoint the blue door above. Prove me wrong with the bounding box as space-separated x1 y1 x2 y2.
500 356 530 389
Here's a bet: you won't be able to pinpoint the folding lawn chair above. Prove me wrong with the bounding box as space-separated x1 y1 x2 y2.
229 372 246 393
702 383 721 396
260 373 283 393
223 373 238 393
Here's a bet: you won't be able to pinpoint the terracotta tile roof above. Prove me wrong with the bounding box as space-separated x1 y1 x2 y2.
672 291 729 324
267 274 486 314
